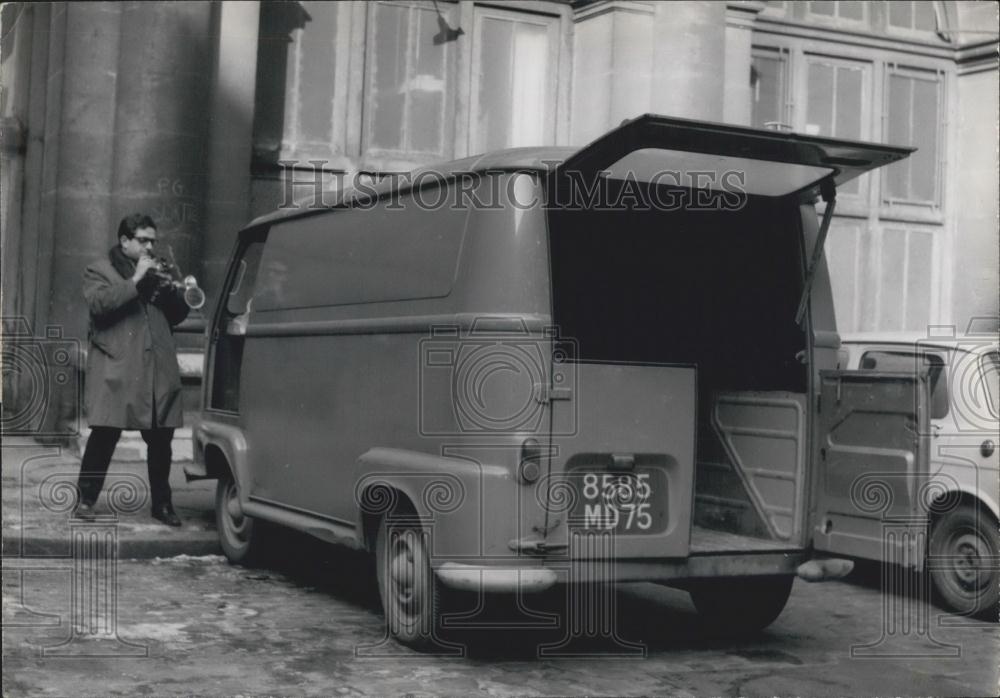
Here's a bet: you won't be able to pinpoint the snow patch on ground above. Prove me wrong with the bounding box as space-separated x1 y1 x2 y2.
151 554 226 564
119 622 190 642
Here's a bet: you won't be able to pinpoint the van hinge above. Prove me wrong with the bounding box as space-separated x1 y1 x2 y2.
536 384 572 403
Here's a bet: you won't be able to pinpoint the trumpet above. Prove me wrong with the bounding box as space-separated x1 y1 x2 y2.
144 250 207 310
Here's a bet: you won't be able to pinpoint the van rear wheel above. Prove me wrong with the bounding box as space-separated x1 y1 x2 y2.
928 505 999 619
689 575 794 635
215 471 264 565
375 512 444 648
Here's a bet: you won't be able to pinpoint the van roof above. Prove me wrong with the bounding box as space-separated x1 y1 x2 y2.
247 146 577 228
248 113 914 229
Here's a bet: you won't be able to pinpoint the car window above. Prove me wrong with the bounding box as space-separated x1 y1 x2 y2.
226 239 265 315
859 349 948 419
982 351 999 420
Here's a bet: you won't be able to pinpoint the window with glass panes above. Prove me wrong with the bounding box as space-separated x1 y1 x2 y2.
751 47 790 130
750 10 949 332
807 1 868 24
252 0 566 173
364 1 457 160
253 1 353 166
887 1 938 33
469 5 559 154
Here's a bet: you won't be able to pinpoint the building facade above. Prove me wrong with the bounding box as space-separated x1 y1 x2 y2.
1 1 998 420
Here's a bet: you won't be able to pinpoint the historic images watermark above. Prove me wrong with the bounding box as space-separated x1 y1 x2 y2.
3 456 150 658
349 315 650 657
352 471 644 658
848 320 999 657
271 159 750 213
2 315 147 656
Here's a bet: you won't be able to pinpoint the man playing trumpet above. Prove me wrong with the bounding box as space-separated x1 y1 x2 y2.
74 213 190 526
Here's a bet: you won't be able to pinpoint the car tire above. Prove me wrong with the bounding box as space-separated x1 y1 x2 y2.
375 509 446 648
928 505 999 619
215 471 265 565
689 575 794 635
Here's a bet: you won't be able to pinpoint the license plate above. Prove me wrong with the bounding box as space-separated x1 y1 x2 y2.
568 468 668 534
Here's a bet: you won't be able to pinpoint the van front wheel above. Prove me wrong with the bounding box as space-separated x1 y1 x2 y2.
215 472 263 565
928 505 999 619
375 513 443 648
689 575 794 635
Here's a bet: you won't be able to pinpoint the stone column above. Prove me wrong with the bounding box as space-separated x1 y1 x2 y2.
202 1 261 300
12 1 51 337
571 1 656 145
110 1 215 278
650 1 727 122
723 2 766 126
39 2 123 343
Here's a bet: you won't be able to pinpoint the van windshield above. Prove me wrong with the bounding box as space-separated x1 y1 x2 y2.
547 182 806 393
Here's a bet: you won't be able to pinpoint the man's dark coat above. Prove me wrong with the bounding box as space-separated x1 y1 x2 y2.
82 256 189 429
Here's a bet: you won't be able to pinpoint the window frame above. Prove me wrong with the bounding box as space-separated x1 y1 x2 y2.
858 348 950 419
466 3 561 155
750 45 793 132
799 52 874 215
883 1 944 42
804 1 871 30
879 63 947 220
748 25 953 332
360 0 461 169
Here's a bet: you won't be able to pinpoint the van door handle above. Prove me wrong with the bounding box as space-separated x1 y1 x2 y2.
536 384 572 403
609 453 635 472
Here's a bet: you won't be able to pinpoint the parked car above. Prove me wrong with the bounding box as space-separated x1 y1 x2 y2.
187 114 921 647
839 333 999 617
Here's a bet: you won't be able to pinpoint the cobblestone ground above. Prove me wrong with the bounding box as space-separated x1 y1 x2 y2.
3 542 998 696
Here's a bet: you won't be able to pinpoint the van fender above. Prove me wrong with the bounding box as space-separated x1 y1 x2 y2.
925 470 1000 524
354 447 511 552
189 421 252 503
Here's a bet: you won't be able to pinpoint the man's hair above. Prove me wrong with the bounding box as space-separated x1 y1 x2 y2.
117 213 156 241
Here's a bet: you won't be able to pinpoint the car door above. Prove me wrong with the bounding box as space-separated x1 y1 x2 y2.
812 369 931 565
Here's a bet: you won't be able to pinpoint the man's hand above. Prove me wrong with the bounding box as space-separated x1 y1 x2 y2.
132 256 156 284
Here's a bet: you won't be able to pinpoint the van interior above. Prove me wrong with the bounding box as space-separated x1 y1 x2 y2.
548 181 808 549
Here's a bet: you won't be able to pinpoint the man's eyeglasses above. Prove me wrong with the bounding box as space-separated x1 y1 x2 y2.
134 237 157 245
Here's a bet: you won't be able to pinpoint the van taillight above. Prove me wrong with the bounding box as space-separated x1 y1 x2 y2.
518 438 541 484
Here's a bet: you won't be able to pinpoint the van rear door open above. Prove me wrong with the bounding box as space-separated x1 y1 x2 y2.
546 361 698 558
812 371 931 564
555 113 913 195
543 114 916 560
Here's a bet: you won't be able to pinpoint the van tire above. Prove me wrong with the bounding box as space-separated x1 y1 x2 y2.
928 505 999 619
216 471 264 565
689 575 794 635
375 511 444 648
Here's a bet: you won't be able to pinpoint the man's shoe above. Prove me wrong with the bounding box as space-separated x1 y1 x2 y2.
152 504 182 527
73 502 96 521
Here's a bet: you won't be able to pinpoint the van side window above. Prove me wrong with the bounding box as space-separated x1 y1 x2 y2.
226 241 265 316
210 233 268 411
859 350 948 419
254 192 467 311
982 352 999 420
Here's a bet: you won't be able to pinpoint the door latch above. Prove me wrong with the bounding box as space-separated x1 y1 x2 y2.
535 384 572 403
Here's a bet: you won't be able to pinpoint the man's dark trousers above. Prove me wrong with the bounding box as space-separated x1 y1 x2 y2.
77 427 175 509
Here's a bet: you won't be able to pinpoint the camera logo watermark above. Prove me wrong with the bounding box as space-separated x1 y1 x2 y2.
1 317 82 438
418 318 578 437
